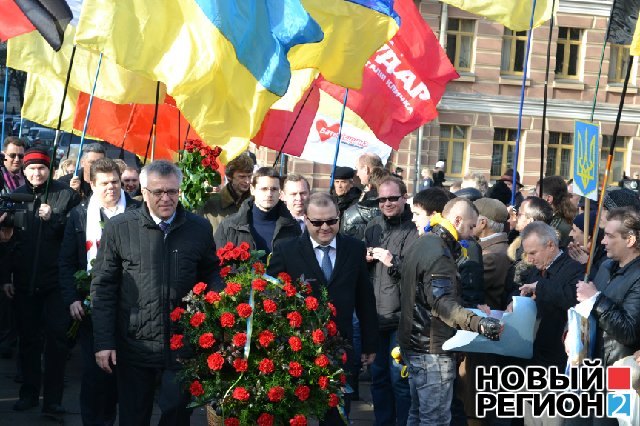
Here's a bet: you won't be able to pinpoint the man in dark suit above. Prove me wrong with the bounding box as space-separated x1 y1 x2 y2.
268 192 378 425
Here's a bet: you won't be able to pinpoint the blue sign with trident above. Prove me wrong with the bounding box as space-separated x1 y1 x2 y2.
573 121 599 201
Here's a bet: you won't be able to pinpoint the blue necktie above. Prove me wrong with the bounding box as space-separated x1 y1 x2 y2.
319 246 333 282
159 221 169 234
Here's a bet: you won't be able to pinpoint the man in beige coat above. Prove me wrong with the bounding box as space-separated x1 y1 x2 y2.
473 198 512 309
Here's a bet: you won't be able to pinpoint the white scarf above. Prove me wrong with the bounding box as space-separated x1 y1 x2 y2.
86 189 127 271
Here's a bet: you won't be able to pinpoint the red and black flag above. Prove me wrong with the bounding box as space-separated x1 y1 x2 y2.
0 0 72 51
607 0 640 45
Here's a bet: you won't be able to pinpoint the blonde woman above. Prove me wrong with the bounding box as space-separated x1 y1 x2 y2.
55 158 76 179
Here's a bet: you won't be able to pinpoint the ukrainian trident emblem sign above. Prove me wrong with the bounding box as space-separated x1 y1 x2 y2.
573 121 599 201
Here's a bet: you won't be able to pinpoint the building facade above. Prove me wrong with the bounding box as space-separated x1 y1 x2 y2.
262 0 640 193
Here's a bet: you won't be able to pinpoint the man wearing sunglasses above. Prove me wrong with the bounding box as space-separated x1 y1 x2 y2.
363 176 417 426
1 136 26 194
268 192 378 425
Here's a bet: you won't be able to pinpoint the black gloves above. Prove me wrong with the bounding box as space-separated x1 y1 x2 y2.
478 317 502 341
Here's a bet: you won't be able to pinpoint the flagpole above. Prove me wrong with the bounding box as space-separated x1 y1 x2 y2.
1 66 8 145
75 52 104 176
585 52 633 280
538 0 555 197
180 124 191 161
143 82 160 164
511 0 537 206
118 104 137 160
329 89 349 189
271 82 315 168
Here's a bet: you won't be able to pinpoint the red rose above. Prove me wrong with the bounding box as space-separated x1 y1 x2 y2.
341 351 347 364
315 355 329 368
257 413 274 426
289 361 303 377
267 386 285 402
262 299 277 313
289 414 307 426
232 332 247 347
220 312 235 328
192 282 207 295
224 282 242 296
232 387 250 401
288 336 302 352
238 241 250 251
252 278 267 291
287 311 302 328
340 374 347 385
232 358 248 372
190 312 206 328
201 157 211 168
85 240 93 252
239 250 250 261
278 272 292 284
304 296 319 311
213 146 223 157
294 385 310 401
231 247 242 259
204 291 221 304
328 302 337 317
312 329 325 345
258 358 274 374
283 283 297 297
224 242 234 250
318 376 329 389
252 262 265 274
224 419 240 426
170 334 183 350
258 330 275 348
328 393 340 407
303 283 312 295
169 307 185 322
189 380 204 397
198 333 215 348
219 266 231 277
236 303 253 318
207 353 224 370
326 320 338 336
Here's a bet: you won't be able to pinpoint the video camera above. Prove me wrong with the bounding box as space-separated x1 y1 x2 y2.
621 179 640 193
0 193 35 230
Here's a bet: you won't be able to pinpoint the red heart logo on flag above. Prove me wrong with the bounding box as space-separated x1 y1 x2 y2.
316 120 340 142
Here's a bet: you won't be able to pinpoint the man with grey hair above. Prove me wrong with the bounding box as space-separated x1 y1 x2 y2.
59 143 106 200
518 221 582 368
91 160 222 425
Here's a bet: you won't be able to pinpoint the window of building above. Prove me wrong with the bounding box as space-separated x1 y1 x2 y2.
608 44 631 83
600 135 628 183
555 27 582 79
546 132 574 178
446 18 474 72
439 125 468 177
501 29 528 75
491 128 517 177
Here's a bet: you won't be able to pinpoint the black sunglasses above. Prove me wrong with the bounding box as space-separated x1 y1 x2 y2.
377 195 402 203
307 218 339 227
6 153 24 159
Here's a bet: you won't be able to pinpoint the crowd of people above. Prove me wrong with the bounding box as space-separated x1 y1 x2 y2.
0 136 639 426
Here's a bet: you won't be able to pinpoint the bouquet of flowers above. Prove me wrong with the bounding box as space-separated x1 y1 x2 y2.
172 242 347 425
178 139 223 210
67 268 92 339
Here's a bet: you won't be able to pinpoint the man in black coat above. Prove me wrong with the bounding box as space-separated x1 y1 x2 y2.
2 148 80 415
518 221 582 369
59 158 140 425
268 192 378 425
577 207 640 367
91 160 222 425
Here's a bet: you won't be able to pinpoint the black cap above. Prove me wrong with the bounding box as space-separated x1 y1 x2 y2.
334 167 354 180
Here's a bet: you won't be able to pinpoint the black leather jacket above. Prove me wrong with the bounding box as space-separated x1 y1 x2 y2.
341 190 380 241
593 257 640 366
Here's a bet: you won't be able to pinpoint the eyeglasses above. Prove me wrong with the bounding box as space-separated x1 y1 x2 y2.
377 195 402 203
144 187 179 198
6 153 24 159
307 218 339 227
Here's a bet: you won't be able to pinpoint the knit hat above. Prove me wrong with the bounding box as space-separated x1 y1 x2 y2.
23 148 51 168
334 166 354 180
573 211 598 239
474 197 509 223
603 188 640 210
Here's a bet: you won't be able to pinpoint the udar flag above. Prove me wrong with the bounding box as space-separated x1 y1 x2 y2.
253 82 392 166
319 0 458 150
440 0 555 31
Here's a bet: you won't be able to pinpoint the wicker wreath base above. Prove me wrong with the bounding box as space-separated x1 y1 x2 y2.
206 405 222 426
